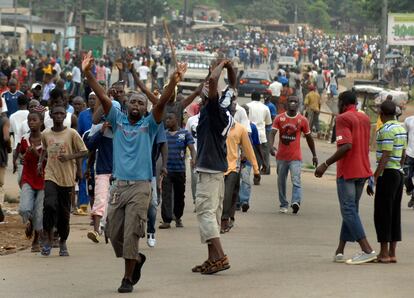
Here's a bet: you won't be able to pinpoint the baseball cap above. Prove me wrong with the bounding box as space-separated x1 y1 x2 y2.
31 83 42 90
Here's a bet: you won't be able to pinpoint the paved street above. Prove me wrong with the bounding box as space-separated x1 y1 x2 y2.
2 163 414 297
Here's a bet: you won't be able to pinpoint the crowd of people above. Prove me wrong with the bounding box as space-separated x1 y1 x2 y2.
0 29 412 294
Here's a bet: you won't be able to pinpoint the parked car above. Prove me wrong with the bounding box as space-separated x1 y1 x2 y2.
237 70 272 97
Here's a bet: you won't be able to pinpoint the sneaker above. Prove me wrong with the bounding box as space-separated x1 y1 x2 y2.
175 218 184 228
117 278 133 293
279 207 288 214
0 205 4 222
345 251 377 265
333 253 346 263
147 233 156 248
158 222 171 229
241 203 250 213
291 202 300 214
408 198 414 208
87 231 100 243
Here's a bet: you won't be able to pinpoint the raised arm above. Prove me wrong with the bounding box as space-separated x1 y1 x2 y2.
208 60 226 100
130 65 158 105
180 83 203 109
224 60 236 89
82 51 112 115
152 63 187 123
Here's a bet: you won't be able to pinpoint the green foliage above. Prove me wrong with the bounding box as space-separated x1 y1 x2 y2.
15 0 414 32
307 0 330 29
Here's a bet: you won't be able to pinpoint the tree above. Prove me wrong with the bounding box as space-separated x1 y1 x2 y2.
307 0 330 29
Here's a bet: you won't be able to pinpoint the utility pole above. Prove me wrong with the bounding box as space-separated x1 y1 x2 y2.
379 0 388 80
75 0 83 53
103 0 109 55
294 3 298 37
13 0 17 53
29 0 33 47
115 0 121 52
61 0 67 59
145 0 151 62
183 0 187 37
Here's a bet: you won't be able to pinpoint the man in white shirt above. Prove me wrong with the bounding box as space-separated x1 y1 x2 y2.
185 112 200 205
72 60 82 96
268 76 282 107
155 62 167 89
138 62 150 84
404 115 414 208
247 91 272 174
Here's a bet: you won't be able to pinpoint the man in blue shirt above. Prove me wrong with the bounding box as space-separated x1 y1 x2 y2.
2 78 24 117
83 51 187 293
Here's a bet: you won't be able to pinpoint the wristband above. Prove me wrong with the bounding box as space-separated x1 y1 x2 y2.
324 161 329 167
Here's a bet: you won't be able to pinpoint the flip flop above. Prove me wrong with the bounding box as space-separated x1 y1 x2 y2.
375 257 390 264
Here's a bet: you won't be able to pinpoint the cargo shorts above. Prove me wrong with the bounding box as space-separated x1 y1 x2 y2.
106 180 151 260
195 172 224 244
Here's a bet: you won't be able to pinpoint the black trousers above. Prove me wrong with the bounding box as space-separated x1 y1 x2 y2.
222 172 240 220
374 169 403 243
161 172 186 223
403 156 414 195
43 181 72 241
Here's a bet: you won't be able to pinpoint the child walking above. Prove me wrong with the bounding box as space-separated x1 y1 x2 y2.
18 109 46 252
159 112 196 229
39 105 88 256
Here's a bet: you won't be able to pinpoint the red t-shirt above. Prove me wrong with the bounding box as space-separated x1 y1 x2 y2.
20 135 45 190
336 108 372 179
272 112 310 161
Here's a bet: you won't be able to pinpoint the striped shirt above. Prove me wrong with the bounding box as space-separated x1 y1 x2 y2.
376 120 407 170
166 128 194 172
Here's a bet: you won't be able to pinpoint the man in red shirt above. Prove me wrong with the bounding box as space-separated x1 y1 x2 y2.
315 91 376 265
269 96 318 214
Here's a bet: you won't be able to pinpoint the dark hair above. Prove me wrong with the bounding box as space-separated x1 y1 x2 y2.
251 91 261 101
338 91 357 106
17 94 29 106
49 88 64 101
29 110 44 121
380 100 396 116
50 104 66 114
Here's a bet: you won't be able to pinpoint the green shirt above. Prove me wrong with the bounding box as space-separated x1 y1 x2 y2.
376 120 407 170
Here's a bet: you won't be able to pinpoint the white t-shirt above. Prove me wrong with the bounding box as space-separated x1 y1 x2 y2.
155 65 167 79
234 104 251 133
72 66 81 83
185 114 199 151
44 111 72 129
138 66 150 80
269 81 282 97
246 101 272 144
404 116 414 158
9 110 29 149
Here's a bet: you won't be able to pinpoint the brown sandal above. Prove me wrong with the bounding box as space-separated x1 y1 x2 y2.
201 255 230 275
192 260 210 273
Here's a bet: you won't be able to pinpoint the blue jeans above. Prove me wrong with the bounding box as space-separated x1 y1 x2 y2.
239 164 252 205
147 177 158 234
336 177 367 242
277 160 302 208
19 183 44 231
